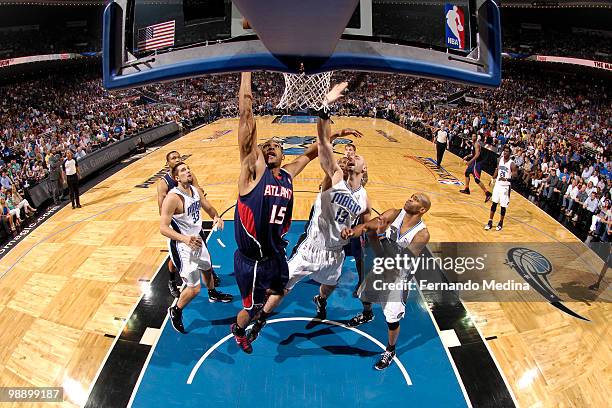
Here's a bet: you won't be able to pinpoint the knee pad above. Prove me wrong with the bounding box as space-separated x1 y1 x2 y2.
387 321 400 330
500 207 507 216
490 202 498 213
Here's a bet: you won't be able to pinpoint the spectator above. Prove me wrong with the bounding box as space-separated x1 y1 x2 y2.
47 148 64 205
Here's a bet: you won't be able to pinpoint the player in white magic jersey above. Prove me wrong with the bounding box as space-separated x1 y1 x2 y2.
485 145 517 231
160 162 232 334
157 150 221 298
342 193 431 370
285 116 370 319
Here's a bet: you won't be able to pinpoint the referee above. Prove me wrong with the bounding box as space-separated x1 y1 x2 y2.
432 122 449 167
62 150 81 209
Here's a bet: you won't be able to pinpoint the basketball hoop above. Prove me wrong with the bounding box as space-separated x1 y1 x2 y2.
276 71 334 111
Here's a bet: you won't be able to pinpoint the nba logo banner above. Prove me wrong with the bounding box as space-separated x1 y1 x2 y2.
445 4 465 49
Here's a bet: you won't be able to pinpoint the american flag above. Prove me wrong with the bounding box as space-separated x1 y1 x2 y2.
137 20 175 51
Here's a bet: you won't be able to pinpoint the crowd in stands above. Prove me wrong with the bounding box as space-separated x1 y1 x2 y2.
503 28 612 63
0 59 609 242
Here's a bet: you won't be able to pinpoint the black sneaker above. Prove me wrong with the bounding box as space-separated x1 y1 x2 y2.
347 311 374 327
246 319 267 343
484 220 493 230
212 270 221 286
484 191 492 203
231 323 253 354
313 295 327 319
208 289 233 303
459 188 470 195
168 306 186 334
496 222 503 231
374 350 396 370
168 279 181 298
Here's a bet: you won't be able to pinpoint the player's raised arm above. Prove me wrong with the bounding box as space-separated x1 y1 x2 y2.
238 72 265 194
283 81 361 178
316 116 343 185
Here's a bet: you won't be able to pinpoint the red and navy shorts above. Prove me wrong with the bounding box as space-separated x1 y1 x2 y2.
465 161 483 183
234 250 289 311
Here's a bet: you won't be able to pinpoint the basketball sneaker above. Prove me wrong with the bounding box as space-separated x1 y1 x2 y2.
246 319 267 343
168 306 186 334
484 220 493 230
168 280 181 298
208 289 233 303
313 295 327 319
496 222 503 231
459 188 470 195
347 311 374 327
231 323 253 354
485 191 492 203
374 350 396 371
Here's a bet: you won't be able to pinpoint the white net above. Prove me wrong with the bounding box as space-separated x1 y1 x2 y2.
276 71 333 111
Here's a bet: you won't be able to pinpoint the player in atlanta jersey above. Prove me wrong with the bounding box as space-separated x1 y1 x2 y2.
246 113 369 343
342 193 430 370
231 72 360 353
460 133 492 203
485 145 517 231
160 162 232 334
157 150 220 297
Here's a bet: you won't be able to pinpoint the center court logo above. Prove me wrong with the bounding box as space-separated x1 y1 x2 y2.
445 4 465 50
406 155 463 186
280 136 353 155
506 247 589 321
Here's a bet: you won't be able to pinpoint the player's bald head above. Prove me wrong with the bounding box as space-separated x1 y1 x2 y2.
416 193 431 213
404 192 431 215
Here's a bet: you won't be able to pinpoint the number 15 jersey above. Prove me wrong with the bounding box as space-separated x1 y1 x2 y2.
235 167 294 260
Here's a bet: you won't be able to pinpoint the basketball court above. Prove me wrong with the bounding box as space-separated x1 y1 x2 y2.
0 116 607 407
0 0 609 406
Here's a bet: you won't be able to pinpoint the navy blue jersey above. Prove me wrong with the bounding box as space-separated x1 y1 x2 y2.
163 172 178 189
235 167 293 260
471 141 485 163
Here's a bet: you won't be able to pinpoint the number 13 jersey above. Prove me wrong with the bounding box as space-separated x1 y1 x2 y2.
309 179 368 250
235 167 294 260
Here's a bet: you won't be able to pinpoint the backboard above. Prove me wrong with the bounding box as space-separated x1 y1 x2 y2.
103 0 501 89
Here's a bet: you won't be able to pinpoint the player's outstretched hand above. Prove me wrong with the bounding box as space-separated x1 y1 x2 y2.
339 128 363 138
213 216 224 231
184 235 203 250
341 228 353 240
324 82 349 105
